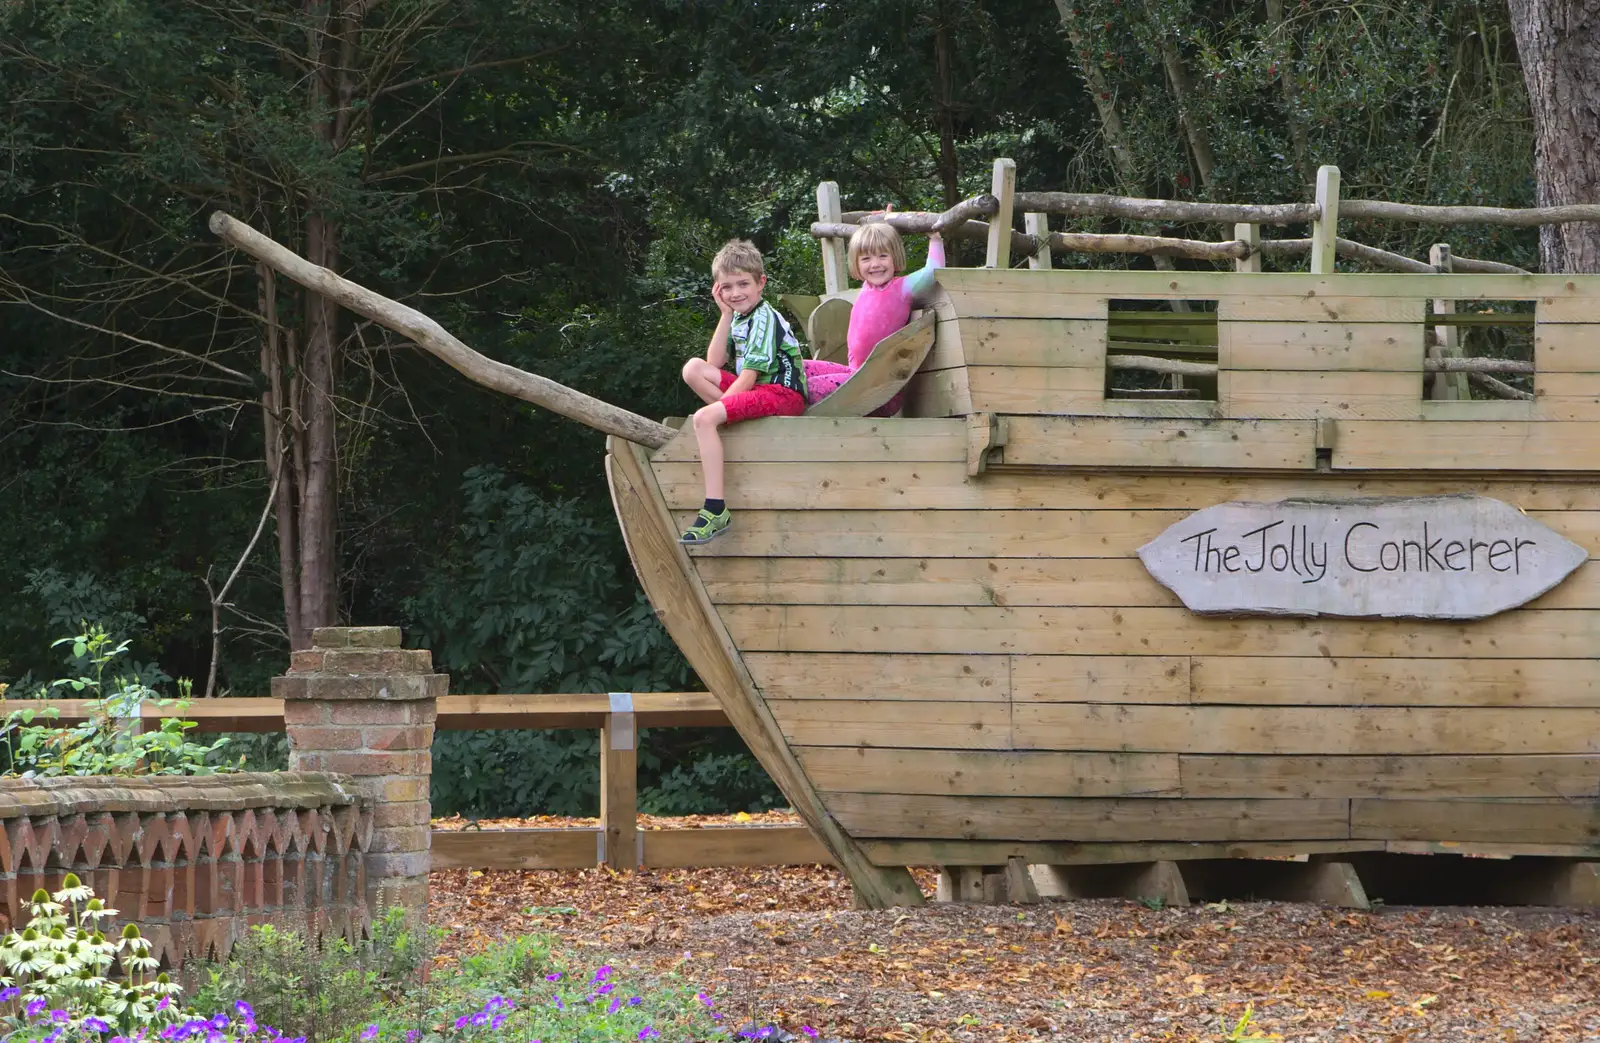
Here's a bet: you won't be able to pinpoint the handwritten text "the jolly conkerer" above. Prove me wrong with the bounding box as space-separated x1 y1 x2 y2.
1178 520 1537 585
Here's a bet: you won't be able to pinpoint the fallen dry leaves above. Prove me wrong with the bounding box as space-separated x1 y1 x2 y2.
428 816 1600 1042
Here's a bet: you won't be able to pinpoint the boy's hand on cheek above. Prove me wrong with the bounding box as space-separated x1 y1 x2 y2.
712 283 734 317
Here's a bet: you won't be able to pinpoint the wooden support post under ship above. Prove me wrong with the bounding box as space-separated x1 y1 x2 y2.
214 160 1600 910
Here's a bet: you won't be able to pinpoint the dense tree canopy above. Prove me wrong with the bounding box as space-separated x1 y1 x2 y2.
0 0 1562 812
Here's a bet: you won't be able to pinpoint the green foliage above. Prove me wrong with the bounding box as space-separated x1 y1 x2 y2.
189 916 744 1043
1 628 236 778
187 909 435 1043
0 874 182 1039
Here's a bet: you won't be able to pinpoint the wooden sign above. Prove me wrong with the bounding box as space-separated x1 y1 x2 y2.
1137 495 1587 619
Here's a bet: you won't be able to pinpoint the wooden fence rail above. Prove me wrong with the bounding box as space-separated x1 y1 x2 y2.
0 693 833 872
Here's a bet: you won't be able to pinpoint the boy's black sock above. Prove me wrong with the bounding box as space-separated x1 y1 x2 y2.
703 498 726 515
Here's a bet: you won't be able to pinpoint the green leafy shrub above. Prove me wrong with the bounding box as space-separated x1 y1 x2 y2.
0 627 236 778
0 873 182 1038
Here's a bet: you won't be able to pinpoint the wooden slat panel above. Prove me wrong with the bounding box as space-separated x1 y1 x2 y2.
826 792 1351 842
1335 421 1600 470
680 508 1187 559
861 837 1381 866
1219 370 1422 420
654 459 1600 512
1534 299 1600 323
1535 322 1600 370
767 698 1012 749
965 366 1105 413
1219 321 1423 371
1011 654 1190 704
744 650 1600 707
650 417 964 463
1190 655 1600 706
1180 754 1600 798
999 415 1317 470
1219 296 1425 323
703 555 1600 611
430 828 599 870
797 747 1180 797
939 287 1109 320
701 557 1179 607
723 604 1600 659
1014 704 1600 755
745 651 1008 702
903 365 971 418
925 318 1106 371
642 826 831 867
1351 798 1600 845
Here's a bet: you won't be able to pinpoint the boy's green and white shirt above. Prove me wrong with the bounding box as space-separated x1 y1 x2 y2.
730 301 807 397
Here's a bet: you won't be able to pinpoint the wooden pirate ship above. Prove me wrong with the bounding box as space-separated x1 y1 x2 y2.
217 160 1600 909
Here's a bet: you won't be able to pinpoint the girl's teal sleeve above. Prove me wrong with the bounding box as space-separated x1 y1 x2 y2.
901 236 946 307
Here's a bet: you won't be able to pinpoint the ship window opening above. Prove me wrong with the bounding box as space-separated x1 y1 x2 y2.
1423 299 1534 402
1106 299 1219 401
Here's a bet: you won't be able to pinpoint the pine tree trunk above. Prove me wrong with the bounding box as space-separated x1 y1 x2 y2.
1508 0 1600 272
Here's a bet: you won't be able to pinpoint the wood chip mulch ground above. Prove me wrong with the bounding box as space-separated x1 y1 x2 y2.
428 815 1600 1042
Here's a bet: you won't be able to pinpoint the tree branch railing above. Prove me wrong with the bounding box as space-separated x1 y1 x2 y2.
812 162 1592 280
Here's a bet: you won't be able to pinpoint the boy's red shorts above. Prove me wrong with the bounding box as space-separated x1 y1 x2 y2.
718 370 806 424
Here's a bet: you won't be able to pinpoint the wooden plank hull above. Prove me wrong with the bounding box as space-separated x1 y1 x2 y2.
614 414 1600 873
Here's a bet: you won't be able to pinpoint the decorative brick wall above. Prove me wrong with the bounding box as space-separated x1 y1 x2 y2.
0 773 371 970
274 626 443 918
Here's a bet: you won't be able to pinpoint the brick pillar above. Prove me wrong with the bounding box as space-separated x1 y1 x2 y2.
272 626 444 918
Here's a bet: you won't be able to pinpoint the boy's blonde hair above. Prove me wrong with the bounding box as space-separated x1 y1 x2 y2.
712 239 765 282
848 223 906 280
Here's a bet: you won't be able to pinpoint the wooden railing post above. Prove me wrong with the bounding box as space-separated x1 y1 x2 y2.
1428 243 1467 400
1025 213 1052 270
1311 165 1340 275
600 692 639 870
817 181 849 296
986 158 1017 269
1235 222 1261 273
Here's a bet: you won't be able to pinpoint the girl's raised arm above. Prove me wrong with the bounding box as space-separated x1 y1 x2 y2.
902 233 946 307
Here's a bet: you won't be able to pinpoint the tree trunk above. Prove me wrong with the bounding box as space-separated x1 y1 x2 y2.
1508 0 1600 272
1053 0 1144 195
257 261 306 650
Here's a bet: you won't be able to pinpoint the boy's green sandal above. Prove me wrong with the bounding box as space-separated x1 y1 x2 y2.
680 507 731 544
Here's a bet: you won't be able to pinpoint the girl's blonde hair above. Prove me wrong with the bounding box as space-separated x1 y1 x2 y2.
847 223 906 280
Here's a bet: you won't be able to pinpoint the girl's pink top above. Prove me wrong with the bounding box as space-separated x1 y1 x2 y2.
803 237 945 408
846 236 946 369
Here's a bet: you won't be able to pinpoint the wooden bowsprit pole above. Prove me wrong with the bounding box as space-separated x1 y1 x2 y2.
209 212 677 450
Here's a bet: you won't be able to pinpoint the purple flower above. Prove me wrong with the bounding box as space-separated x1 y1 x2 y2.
43 1030 61 1043
591 966 612 983
157 998 172 1012
159 1028 182 1041
628 997 642 1007
0 987 19 1002
405 1032 418 1043
759 1029 775 1040
84 1018 112 1033
597 983 615 996
235 1003 254 1019
696 993 714 1008
453 1016 471 1030
544 973 561 982
470 1012 489 1028
51 1010 71 1025
489 1015 506 1031
209 1015 230 1031
638 1031 659 1042
551 997 564 1012
361 1027 379 1042
607 998 621 1015
801 1029 819 1039
25 999 46 1020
